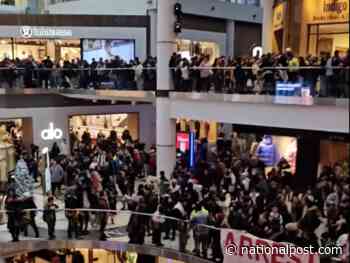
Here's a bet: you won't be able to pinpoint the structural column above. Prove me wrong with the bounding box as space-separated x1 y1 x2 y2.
225 20 235 59
295 136 320 191
148 7 158 57
262 0 274 53
156 0 177 178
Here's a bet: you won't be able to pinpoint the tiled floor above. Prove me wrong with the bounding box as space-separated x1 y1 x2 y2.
0 184 197 255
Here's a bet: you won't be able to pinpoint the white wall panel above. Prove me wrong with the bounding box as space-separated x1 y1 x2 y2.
0 104 155 149
48 0 148 15
169 99 349 134
0 26 147 60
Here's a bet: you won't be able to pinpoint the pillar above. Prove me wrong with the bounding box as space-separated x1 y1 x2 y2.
46 41 55 59
294 136 320 191
156 0 177 179
148 8 158 57
127 113 139 141
226 20 235 58
21 117 34 150
262 0 274 53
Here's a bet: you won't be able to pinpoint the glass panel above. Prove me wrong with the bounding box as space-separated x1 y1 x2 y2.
0 0 15 5
0 38 13 60
309 24 318 34
318 23 350 34
307 34 318 55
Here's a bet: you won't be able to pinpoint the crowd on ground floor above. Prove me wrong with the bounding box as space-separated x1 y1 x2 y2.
0 128 349 262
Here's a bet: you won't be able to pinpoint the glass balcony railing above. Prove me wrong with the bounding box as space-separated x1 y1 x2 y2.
0 0 44 14
0 0 15 6
49 0 78 5
0 66 349 99
222 0 260 6
0 208 215 260
0 208 344 262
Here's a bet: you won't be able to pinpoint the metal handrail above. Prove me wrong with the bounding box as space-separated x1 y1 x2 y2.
0 207 218 229
0 66 348 71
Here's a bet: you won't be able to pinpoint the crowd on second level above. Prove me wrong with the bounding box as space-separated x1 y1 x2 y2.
0 55 156 90
170 48 350 97
0 48 349 97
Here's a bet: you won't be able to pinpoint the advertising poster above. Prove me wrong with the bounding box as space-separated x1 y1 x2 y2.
82 39 135 63
221 228 320 263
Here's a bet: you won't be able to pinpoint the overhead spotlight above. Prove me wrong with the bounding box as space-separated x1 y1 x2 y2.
174 22 182 33
174 3 182 17
174 3 183 34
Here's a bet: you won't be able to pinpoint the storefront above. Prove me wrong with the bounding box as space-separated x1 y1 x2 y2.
0 14 148 62
229 130 298 174
6 248 186 263
69 113 139 145
176 118 218 144
176 39 221 62
0 37 80 61
272 0 349 56
304 0 349 56
319 139 349 176
0 117 33 203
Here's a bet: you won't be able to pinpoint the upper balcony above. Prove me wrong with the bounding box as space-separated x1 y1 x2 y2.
45 0 262 22
0 0 28 14
0 65 348 135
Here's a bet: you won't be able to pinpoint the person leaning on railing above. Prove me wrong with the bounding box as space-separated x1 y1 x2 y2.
190 202 209 258
5 188 22 242
43 195 59 240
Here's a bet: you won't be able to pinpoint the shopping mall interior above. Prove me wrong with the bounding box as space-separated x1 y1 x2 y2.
0 0 349 263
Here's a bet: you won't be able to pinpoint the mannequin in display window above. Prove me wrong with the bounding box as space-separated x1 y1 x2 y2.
0 125 16 224
286 138 297 174
0 125 16 192
256 135 279 167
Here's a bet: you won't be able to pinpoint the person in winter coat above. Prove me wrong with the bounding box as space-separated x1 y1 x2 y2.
5 189 22 242
50 159 64 196
43 196 58 239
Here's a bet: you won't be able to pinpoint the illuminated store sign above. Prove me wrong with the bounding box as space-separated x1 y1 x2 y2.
313 0 349 22
41 123 63 141
20 26 73 38
323 0 348 14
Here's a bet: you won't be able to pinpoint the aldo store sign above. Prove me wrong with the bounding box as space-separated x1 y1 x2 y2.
41 123 63 141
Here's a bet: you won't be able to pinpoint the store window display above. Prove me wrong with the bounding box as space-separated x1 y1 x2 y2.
176 39 220 63
230 131 298 175
256 135 279 167
69 113 139 146
0 125 16 192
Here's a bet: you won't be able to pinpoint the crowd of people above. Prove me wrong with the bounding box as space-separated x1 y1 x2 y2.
170 48 350 97
4 128 157 242
0 48 349 98
0 55 156 90
2 125 349 262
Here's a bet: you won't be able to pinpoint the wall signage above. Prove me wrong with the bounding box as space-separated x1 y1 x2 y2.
313 0 349 22
20 26 73 38
41 123 63 141
252 46 263 57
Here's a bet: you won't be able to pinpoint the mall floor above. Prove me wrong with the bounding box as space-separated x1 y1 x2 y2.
0 179 195 253
0 177 328 256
